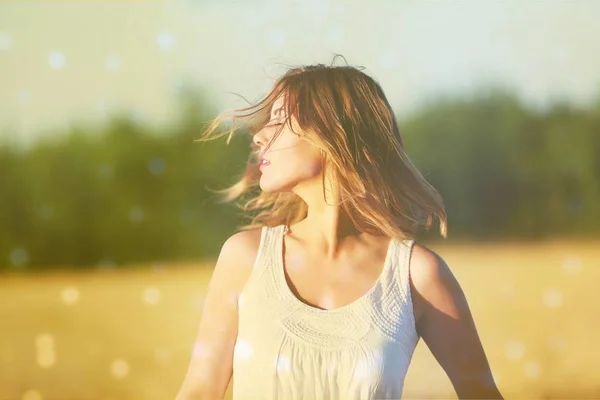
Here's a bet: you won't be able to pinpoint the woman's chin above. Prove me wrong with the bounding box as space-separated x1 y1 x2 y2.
258 180 279 193
259 178 292 193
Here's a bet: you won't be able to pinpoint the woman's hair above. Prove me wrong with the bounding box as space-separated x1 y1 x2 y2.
196 59 447 239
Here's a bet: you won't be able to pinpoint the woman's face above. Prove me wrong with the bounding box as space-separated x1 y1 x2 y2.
253 96 324 193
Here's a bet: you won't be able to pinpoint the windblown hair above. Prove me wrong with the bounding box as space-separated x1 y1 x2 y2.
196 60 447 239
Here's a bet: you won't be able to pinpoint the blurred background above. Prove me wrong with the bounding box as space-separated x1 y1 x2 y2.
1 1 599 399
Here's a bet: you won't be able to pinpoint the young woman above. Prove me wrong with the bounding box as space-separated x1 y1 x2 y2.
175 62 502 400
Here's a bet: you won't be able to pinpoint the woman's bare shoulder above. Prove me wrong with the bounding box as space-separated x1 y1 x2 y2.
408 243 456 292
203 227 264 301
217 227 264 273
408 243 465 322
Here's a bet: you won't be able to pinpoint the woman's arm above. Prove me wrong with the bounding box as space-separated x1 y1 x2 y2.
410 245 503 400
175 230 259 400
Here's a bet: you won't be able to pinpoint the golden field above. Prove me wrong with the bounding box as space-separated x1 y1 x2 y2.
1 241 598 400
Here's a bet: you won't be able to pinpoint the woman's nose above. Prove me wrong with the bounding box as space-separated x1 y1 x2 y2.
253 128 269 149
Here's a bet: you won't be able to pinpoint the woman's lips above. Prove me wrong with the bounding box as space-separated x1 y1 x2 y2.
259 160 270 171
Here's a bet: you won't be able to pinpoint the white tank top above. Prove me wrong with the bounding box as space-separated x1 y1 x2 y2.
232 224 419 400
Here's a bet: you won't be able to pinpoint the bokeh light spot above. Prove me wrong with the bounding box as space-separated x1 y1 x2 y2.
354 356 371 379
98 163 114 179
148 158 166 176
105 53 121 71
35 333 54 348
152 262 166 273
37 205 54 220
35 333 56 369
524 361 542 378
225 293 238 307
319 293 336 310
97 257 117 271
16 89 32 106
48 52 66 70
156 31 176 50
131 109 146 125
0 32 13 50
60 286 80 305
169 77 185 95
505 340 526 360
143 287 161 305
337 262 354 283
562 256 582 274
129 207 145 223
110 359 130 379
542 289 563 308
191 294 204 311
154 348 172 365
275 355 291 372
192 341 213 361
499 280 516 297
10 247 29 267
233 338 254 361
548 335 567 352
21 389 43 400
36 350 56 368
354 350 382 379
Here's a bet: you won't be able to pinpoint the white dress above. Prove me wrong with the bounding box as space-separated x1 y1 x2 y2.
232 224 419 400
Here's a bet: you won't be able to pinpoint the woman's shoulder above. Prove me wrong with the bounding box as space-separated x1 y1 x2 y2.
207 227 265 297
220 227 264 266
409 243 454 291
408 243 466 322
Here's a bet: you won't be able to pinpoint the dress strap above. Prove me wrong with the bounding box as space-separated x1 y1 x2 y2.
391 238 417 323
398 239 415 290
252 224 286 275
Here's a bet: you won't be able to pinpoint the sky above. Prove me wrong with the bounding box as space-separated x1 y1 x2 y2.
1 0 600 147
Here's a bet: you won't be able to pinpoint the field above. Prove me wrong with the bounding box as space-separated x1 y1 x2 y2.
1 241 598 400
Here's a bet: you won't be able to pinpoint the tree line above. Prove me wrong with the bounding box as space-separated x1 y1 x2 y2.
1 87 599 270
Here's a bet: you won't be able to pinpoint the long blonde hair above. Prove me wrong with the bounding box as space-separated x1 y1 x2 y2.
196 61 447 239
